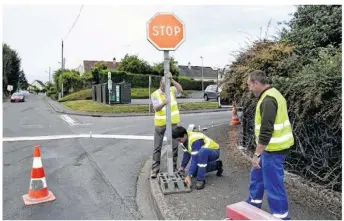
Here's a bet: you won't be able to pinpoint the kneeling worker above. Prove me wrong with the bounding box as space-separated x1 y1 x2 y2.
172 126 223 190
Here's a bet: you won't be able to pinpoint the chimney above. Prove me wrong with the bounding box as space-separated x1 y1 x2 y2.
188 62 191 70
113 57 117 69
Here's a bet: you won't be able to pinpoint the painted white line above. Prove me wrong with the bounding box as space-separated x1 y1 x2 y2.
60 114 92 126
3 134 89 142
91 134 158 140
60 114 78 126
3 134 167 142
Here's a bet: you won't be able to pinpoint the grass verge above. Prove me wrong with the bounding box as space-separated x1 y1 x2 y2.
62 100 218 113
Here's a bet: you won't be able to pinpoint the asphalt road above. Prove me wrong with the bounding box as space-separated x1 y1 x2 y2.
3 95 231 220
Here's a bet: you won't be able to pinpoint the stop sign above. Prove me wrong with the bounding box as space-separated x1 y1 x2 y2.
147 12 185 51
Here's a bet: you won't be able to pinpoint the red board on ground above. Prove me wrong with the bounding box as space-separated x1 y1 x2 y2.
226 201 280 220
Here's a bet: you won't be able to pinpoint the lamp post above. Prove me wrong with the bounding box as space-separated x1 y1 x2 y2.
45 66 51 82
212 66 221 108
200 56 204 97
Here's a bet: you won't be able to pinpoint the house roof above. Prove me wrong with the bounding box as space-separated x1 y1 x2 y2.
32 80 45 87
83 60 121 73
178 65 218 79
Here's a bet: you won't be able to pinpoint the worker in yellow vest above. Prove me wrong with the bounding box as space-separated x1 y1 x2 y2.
172 126 223 190
150 72 183 179
246 70 294 220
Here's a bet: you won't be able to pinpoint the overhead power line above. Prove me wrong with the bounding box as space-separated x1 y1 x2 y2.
63 5 84 40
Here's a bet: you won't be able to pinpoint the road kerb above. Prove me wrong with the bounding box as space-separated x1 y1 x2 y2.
142 158 178 220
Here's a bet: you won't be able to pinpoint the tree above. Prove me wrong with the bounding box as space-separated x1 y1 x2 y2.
44 81 58 99
62 70 83 93
53 69 82 95
151 57 180 77
281 5 342 56
221 5 342 192
32 85 40 94
90 61 109 84
117 54 153 74
2 43 21 93
18 70 29 90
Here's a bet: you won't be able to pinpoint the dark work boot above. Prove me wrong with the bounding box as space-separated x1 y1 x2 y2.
196 180 206 190
216 160 223 176
151 170 158 179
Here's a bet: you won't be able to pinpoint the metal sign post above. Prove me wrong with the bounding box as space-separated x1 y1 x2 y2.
149 75 151 113
147 12 190 195
108 72 112 105
163 51 173 176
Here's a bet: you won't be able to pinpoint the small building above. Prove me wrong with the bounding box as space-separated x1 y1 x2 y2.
178 62 228 82
75 57 121 76
28 80 45 91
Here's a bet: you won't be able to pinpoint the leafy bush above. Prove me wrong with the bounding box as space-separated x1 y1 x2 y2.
222 7 342 191
59 88 92 102
221 40 295 103
280 49 342 191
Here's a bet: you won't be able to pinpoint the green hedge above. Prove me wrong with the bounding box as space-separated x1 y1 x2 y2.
59 88 194 102
98 70 214 91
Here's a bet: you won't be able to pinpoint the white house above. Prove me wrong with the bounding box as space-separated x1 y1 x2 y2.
29 80 45 91
74 58 120 76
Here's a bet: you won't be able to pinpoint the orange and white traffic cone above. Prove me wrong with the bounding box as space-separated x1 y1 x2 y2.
231 103 241 126
22 145 56 205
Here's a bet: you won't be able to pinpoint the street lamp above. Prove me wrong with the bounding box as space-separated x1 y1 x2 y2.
222 64 230 79
45 66 51 82
200 56 204 97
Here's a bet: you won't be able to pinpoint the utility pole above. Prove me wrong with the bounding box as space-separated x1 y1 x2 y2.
49 66 51 82
217 68 219 93
61 40 64 97
200 56 204 97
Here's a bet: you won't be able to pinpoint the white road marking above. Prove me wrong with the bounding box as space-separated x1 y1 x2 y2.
60 114 92 126
2 134 167 142
22 124 44 129
60 114 78 126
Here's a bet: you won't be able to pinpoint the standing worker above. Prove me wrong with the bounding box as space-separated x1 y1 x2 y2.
245 70 294 220
150 72 183 179
172 126 223 190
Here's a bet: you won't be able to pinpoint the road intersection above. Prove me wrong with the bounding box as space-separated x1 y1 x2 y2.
3 95 231 219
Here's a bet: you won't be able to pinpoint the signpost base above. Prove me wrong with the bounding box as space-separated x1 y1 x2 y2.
157 172 191 195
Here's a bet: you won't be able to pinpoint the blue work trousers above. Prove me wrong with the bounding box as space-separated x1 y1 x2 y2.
247 151 290 220
191 148 220 181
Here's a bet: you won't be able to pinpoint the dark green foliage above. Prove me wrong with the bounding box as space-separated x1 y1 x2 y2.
2 43 28 93
223 5 342 191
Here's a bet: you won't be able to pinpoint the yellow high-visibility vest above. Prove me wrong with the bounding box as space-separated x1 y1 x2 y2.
182 131 219 155
255 88 294 151
151 87 180 126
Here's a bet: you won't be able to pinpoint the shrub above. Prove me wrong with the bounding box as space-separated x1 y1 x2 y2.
59 89 92 102
223 39 342 192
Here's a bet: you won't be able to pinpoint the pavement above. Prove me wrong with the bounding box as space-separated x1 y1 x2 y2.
143 124 340 220
2 94 232 220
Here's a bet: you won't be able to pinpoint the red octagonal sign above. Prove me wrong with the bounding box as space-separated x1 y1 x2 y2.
147 12 185 51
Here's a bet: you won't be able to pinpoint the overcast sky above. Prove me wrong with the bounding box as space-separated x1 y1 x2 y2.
3 4 297 83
